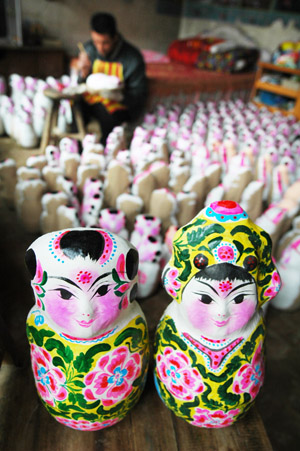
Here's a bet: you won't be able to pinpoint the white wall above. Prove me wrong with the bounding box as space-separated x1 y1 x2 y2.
20 0 299 59
21 0 181 56
179 16 300 54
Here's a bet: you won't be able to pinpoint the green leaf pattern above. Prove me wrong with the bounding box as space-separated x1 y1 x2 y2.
27 312 149 429
153 316 265 425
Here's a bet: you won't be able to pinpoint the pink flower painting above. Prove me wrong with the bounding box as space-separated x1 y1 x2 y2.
232 344 264 399
56 416 120 431
263 271 281 300
76 270 92 285
156 347 204 401
191 407 240 428
138 270 147 285
30 343 67 407
164 268 181 298
83 346 141 406
217 245 235 262
33 259 44 284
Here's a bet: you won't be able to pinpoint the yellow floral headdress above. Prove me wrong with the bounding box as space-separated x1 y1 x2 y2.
162 201 281 307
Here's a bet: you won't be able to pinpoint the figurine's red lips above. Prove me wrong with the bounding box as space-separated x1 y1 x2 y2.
77 319 94 327
214 319 229 327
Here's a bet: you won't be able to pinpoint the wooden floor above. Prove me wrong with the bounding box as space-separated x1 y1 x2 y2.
0 138 300 450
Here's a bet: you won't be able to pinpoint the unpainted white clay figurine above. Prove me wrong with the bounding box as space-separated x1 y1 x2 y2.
271 234 300 311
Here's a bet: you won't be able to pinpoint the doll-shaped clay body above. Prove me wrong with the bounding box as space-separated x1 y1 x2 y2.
25 228 149 431
130 214 163 299
154 200 281 428
271 235 300 311
98 208 128 240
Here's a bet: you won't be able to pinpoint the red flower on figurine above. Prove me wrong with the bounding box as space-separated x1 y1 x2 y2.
56 416 120 431
83 346 141 406
191 407 240 428
32 259 48 310
156 346 204 401
263 271 281 300
164 268 181 298
232 343 264 399
30 343 67 407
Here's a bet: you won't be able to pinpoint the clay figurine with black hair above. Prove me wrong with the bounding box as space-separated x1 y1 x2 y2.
154 200 281 428
25 228 149 431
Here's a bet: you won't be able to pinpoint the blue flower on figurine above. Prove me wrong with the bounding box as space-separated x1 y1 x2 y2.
34 314 45 326
38 367 50 386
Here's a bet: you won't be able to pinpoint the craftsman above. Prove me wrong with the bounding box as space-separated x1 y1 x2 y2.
77 12 147 144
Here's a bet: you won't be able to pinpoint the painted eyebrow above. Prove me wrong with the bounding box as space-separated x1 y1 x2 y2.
88 272 112 291
48 276 80 289
194 280 219 296
228 281 254 295
194 280 254 297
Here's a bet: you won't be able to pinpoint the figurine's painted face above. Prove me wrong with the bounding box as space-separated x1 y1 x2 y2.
181 264 257 339
42 262 120 338
26 229 138 339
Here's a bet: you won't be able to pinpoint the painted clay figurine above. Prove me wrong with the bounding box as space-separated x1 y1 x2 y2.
154 200 281 428
25 228 149 431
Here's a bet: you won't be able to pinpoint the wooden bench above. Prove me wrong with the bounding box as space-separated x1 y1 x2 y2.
40 88 86 153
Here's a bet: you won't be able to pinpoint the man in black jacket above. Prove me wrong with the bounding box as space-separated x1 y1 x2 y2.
78 12 147 144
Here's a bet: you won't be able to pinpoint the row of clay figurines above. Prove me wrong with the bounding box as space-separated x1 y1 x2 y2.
1 159 298 308
1 96 299 309
2 96 300 239
1 115 299 309
0 74 77 148
25 200 281 431
5 123 300 245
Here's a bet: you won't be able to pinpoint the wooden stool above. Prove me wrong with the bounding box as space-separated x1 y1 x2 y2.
40 88 86 153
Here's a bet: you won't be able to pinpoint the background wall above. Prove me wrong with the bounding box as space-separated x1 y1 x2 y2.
179 16 300 54
21 0 181 56
20 0 300 60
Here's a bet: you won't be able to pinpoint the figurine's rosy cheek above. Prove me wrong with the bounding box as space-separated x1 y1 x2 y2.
92 293 120 330
44 293 77 329
186 301 214 331
230 301 256 331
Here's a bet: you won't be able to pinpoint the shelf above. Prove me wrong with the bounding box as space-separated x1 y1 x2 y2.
255 81 298 99
252 100 294 116
251 60 300 120
0 46 67 79
258 61 300 77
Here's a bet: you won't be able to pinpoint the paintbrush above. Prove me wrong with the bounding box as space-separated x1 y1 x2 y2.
77 42 86 54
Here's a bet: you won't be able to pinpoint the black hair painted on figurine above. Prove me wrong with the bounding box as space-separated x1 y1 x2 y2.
60 230 139 280
126 248 139 280
195 263 255 283
25 229 139 280
25 248 36 280
60 230 105 261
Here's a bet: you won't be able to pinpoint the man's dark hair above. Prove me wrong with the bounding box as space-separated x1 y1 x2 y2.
90 12 117 37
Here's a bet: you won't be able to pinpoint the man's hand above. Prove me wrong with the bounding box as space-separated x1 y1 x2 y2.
78 51 91 79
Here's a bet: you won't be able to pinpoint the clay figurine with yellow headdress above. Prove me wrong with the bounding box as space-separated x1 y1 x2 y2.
154 200 281 428
25 228 149 431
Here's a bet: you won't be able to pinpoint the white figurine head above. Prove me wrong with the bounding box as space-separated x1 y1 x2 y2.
25 228 139 339
162 201 281 339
